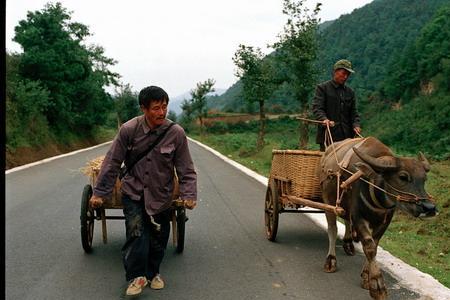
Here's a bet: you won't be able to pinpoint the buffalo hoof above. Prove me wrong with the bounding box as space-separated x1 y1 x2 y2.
343 239 355 256
352 229 360 242
369 275 387 300
361 270 369 290
324 255 337 273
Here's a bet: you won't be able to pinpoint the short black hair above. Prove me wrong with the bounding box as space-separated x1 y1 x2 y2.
138 86 169 108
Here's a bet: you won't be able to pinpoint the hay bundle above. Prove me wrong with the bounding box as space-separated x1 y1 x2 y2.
81 156 123 208
80 156 105 179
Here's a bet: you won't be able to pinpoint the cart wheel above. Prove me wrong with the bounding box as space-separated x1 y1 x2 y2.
80 184 95 253
175 207 186 253
265 179 279 241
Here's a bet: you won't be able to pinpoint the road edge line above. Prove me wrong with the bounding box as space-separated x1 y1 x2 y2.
188 137 450 300
5 141 113 174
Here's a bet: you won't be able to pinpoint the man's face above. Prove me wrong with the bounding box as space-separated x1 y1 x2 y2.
141 99 168 129
333 68 351 85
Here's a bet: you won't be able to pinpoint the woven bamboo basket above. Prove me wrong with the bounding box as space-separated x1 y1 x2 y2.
270 149 323 201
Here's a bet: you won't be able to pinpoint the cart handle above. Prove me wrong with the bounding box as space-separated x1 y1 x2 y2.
296 117 324 124
172 199 187 207
296 117 339 126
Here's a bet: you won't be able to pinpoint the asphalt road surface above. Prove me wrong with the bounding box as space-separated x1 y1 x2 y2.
6 140 423 300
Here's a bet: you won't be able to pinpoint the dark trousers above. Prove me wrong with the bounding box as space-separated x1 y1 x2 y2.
121 195 171 281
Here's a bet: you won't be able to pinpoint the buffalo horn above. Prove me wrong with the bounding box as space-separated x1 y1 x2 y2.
418 152 431 172
353 147 398 171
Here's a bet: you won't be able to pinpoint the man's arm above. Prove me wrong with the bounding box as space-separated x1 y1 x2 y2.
173 127 197 210
350 91 361 134
312 84 328 121
90 125 129 208
312 84 335 127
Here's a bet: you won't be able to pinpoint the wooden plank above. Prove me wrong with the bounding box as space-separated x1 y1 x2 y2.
285 195 345 216
272 176 291 183
272 149 323 156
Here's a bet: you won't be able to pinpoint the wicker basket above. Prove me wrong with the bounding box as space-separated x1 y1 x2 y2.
270 149 323 201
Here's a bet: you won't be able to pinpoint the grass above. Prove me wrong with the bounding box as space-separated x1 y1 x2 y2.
381 161 450 287
189 118 450 288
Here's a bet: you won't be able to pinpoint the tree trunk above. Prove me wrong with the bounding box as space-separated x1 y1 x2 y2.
199 116 204 135
257 100 266 149
117 114 122 129
298 110 309 149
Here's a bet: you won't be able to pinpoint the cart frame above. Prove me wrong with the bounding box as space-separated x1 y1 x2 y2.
80 166 186 253
264 149 347 241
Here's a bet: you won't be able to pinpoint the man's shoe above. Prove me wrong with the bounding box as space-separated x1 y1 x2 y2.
126 276 148 296
150 274 165 290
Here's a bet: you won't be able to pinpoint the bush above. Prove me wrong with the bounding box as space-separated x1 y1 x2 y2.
206 121 229 134
6 79 51 149
365 93 450 159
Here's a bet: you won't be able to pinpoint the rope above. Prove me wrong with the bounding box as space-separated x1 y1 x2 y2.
323 120 428 205
296 117 431 205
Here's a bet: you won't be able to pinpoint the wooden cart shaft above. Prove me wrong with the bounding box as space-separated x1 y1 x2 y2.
281 194 345 216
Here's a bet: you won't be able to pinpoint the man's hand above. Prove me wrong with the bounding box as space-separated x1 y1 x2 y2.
322 119 335 127
89 195 104 209
183 199 196 210
354 126 362 135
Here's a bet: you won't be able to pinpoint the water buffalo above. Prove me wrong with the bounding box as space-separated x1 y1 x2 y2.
318 136 436 300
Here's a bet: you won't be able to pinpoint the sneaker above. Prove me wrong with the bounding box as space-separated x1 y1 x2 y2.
126 276 148 296
150 274 165 290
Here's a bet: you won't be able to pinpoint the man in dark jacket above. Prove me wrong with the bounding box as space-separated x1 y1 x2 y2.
312 59 361 151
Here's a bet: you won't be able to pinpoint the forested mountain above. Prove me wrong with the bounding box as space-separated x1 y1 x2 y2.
211 0 448 111
316 0 448 96
207 0 450 157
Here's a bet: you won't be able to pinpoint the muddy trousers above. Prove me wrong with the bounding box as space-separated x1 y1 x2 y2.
121 195 171 282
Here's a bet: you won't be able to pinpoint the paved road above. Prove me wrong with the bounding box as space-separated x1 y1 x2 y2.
6 141 421 300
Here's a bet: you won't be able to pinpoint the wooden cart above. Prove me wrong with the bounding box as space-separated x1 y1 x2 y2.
264 149 345 241
80 159 187 253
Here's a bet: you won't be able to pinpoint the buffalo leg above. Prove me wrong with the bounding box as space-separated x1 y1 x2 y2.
356 222 387 300
343 219 355 256
361 260 370 290
324 211 337 273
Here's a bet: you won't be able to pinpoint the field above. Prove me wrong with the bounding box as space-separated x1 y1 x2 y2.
190 116 450 288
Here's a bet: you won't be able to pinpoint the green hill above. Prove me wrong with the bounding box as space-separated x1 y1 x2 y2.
208 0 450 158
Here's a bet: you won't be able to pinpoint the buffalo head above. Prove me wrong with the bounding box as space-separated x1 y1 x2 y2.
353 148 437 218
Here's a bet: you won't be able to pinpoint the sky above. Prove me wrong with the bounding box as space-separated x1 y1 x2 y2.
6 0 373 98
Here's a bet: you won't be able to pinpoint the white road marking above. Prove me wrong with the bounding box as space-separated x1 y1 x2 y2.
5 141 112 174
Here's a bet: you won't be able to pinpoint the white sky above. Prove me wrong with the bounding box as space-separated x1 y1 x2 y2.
6 0 373 97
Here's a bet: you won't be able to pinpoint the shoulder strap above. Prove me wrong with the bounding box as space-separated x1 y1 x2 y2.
127 117 141 150
123 117 141 169
121 122 176 179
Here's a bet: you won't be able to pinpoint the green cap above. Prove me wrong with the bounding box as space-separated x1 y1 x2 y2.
333 59 355 73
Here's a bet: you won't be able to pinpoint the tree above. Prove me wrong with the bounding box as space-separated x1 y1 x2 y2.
13 2 120 134
272 0 321 148
415 5 450 92
179 98 195 130
233 45 275 149
167 110 178 122
113 83 140 126
6 52 51 148
190 79 215 131
382 4 450 101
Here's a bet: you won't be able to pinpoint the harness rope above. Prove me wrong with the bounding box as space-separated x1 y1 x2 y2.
297 117 432 209
323 124 433 205
297 117 435 204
